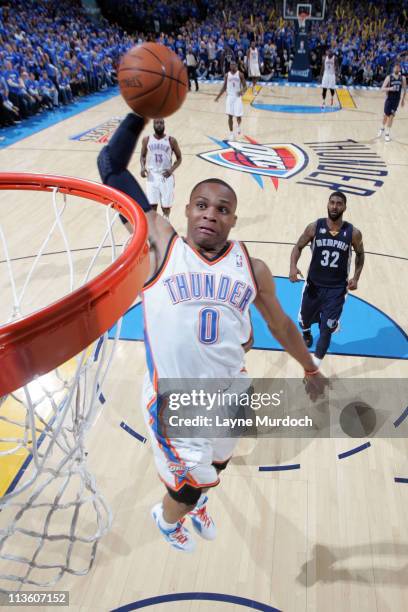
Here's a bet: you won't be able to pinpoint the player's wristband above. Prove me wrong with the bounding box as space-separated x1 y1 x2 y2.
304 368 319 376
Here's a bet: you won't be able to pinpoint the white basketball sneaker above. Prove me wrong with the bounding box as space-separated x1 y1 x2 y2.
151 503 196 552
229 131 234 140
385 132 391 142
377 128 384 138
189 496 217 541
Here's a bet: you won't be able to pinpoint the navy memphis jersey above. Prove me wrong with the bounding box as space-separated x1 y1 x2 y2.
388 73 403 103
308 218 353 287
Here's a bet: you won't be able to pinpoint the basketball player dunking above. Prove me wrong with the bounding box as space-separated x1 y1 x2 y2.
320 50 337 109
140 118 182 217
378 61 406 142
289 192 365 365
215 61 247 139
97 113 327 552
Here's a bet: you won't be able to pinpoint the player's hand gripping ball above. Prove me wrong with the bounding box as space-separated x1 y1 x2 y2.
118 43 188 119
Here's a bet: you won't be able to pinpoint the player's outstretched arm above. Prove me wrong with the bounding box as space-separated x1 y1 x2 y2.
289 222 316 282
239 71 247 96
215 75 227 101
253 258 318 372
97 113 175 277
348 227 364 291
252 258 327 397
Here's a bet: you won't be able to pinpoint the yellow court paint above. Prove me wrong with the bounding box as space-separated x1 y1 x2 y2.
242 84 262 104
337 88 357 109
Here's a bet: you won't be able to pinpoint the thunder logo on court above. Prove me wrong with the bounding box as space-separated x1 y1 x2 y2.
199 136 309 189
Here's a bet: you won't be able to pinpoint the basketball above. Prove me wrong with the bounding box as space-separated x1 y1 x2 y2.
118 43 188 118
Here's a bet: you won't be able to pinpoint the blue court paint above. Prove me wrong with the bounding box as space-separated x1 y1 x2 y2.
112 592 281 612
251 102 340 114
338 442 371 460
258 464 301 472
394 477 408 484
0 87 119 149
120 421 147 444
109 278 408 360
393 406 408 428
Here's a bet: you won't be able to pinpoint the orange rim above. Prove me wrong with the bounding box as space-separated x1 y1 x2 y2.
0 173 149 397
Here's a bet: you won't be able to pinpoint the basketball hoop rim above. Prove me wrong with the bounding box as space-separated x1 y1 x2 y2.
0 173 149 397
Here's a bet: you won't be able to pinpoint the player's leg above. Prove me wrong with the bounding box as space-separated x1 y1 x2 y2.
228 114 234 139
235 95 244 136
385 109 396 141
160 175 174 218
378 112 388 138
314 286 346 362
321 87 327 109
330 88 335 106
299 281 321 348
97 113 151 231
146 176 159 212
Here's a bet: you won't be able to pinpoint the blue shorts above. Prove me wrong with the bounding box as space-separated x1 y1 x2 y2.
384 97 400 117
299 281 347 331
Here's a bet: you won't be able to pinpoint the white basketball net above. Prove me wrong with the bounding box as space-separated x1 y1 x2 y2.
0 186 126 590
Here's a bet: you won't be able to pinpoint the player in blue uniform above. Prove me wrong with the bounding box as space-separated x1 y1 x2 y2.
289 192 365 365
378 61 406 142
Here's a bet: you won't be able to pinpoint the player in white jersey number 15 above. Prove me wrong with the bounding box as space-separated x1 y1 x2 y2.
97 113 327 553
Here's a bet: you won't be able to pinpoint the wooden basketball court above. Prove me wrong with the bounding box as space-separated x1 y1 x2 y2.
1 83 408 611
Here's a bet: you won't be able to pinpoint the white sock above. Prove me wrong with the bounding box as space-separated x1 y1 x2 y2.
385 129 390 135
312 356 322 368
158 505 179 530
379 126 384 131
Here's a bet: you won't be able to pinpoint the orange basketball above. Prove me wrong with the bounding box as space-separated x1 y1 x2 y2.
118 43 188 119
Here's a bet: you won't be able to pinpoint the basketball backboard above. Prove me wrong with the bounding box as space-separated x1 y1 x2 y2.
283 0 326 20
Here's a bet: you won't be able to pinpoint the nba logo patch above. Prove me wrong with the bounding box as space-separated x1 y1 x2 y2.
320 228 326 234
236 254 243 267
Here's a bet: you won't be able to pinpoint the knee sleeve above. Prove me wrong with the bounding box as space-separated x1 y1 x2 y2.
166 484 202 505
212 458 230 472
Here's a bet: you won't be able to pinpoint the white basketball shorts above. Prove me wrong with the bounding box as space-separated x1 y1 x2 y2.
226 95 243 117
321 74 336 90
248 62 260 77
146 172 174 207
142 375 239 492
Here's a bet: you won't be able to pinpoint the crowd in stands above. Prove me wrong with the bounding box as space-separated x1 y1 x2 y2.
1 0 408 128
0 0 129 127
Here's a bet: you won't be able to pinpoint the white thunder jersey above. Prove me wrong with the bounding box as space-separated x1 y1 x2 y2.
142 235 257 380
227 70 241 97
146 134 172 174
324 55 335 77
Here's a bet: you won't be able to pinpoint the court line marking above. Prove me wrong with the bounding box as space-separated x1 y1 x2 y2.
1 242 407 265
338 442 371 459
259 464 301 472
112 592 281 612
393 406 408 428
120 421 147 443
